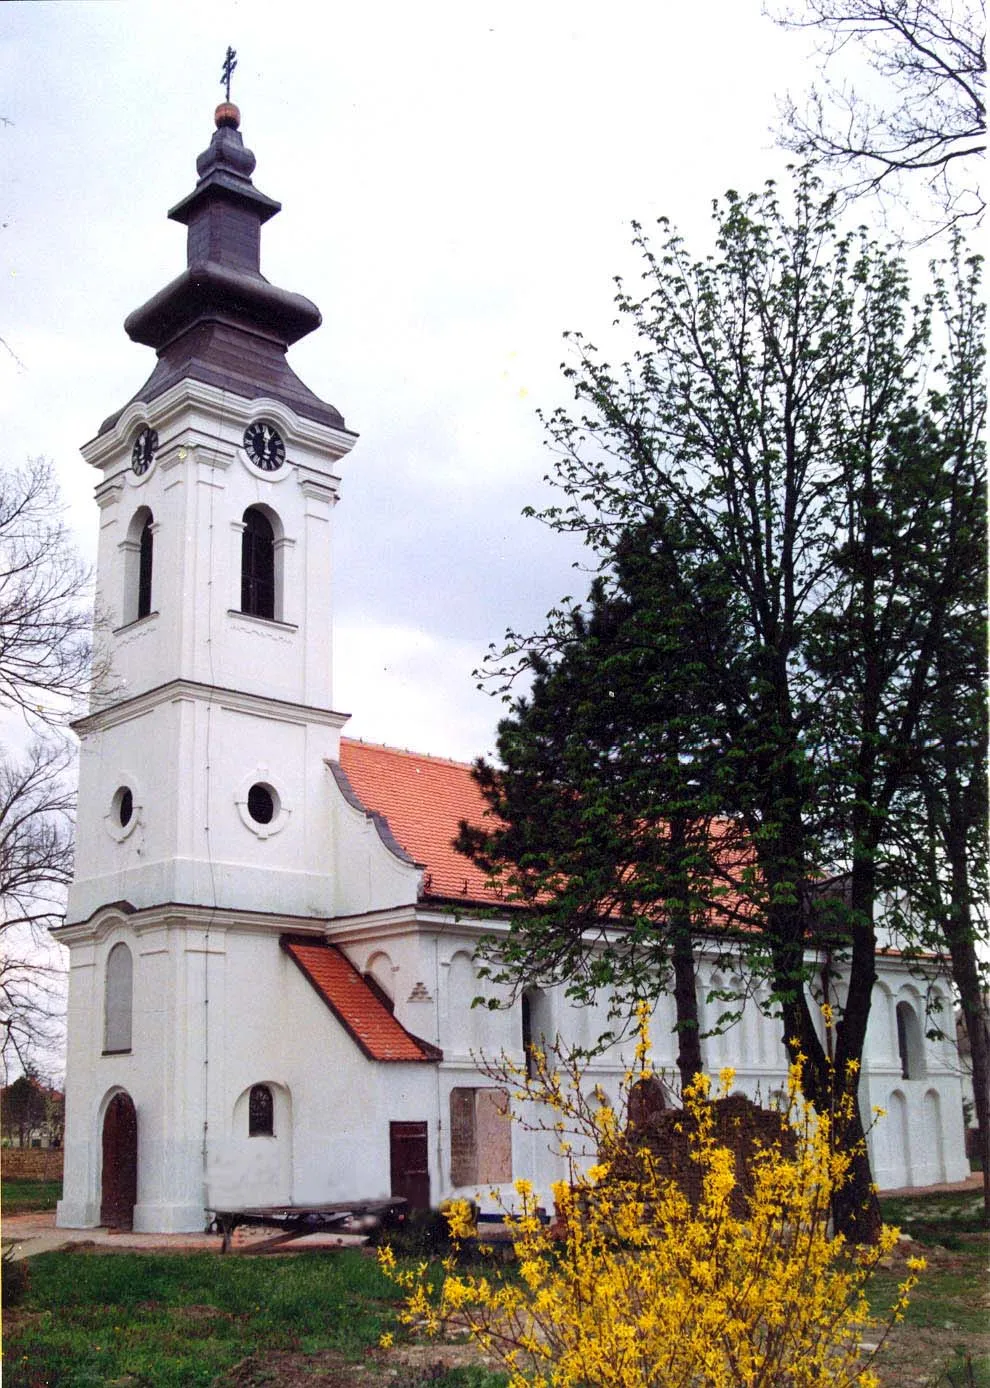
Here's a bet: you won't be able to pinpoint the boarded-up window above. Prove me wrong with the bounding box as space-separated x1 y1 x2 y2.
450 1087 512 1186
104 943 133 1054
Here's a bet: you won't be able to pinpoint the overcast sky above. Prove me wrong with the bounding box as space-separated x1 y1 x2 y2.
1 0 820 764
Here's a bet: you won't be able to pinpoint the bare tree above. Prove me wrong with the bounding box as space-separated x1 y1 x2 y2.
0 459 93 1073
0 458 95 729
773 0 986 226
0 737 74 1071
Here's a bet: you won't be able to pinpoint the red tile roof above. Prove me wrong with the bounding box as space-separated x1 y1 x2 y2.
282 937 441 1062
338 739 500 905
333 741 789 939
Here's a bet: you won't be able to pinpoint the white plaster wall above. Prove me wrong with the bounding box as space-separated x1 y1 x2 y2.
59 907 971 1234
328 783 423 918
84 385 352 714
67 696 344 923
58 912 215 1232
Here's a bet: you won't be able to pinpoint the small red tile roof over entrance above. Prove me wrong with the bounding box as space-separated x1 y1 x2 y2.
338 739 499 905
282 938 441 1062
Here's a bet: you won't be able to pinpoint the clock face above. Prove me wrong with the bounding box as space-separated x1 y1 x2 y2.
244 421 286 472
131 427 158 476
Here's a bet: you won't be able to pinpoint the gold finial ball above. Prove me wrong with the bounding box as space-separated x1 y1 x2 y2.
215 102 241 130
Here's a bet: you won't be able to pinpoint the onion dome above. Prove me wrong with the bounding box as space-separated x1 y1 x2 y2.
99 105 346 436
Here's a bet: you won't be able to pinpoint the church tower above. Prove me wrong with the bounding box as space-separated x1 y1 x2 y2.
57 102 359 1231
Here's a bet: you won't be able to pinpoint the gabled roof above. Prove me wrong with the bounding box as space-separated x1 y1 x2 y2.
338 738 501 906
282 937 441 1062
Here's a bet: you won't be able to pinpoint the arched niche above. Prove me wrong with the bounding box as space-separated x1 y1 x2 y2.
447 951 479 1055
364 950 396 1012
218 1082 294 1209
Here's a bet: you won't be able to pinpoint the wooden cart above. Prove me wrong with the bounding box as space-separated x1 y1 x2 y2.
207 1198 406 1253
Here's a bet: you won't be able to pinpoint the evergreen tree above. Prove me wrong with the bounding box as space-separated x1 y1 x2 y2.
459 176 985 1241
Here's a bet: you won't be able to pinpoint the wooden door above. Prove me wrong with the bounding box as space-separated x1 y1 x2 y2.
101 1091 138 1229
389 1120 430 1210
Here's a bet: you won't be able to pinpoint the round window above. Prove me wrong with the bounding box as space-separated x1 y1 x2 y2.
113 786 134 827
247 783 276 825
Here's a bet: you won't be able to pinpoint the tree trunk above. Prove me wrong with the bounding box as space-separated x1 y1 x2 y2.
669 816 704 1094
671 923 703 1094
831 1100 884 1245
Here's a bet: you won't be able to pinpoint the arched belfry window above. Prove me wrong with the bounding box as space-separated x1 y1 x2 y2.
241 508 276 620
137 515 154 619
896 1001 926 1080
104 942 133 1054
248 1083 274 1136
122 507 154 625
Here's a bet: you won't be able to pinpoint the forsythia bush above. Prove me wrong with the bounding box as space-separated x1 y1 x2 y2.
379 1006 923 1388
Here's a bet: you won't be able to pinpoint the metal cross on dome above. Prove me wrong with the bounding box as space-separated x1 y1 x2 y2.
221 46 237 101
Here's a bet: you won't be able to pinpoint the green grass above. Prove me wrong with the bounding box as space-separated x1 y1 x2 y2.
1 1179 62 1214
6 1190 984 1388
5 1249 403 1387
880 1189 987 1245
870 1189 990 1388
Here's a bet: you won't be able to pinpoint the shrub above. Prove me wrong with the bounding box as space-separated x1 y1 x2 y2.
2 1244 30 1308
375 1205 469 1259
380 1006 924 1388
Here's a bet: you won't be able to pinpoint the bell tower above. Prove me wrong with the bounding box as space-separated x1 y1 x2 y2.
67 101 356 927
57 101 358 1231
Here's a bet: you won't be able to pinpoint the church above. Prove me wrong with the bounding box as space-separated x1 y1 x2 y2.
55 101 968 1233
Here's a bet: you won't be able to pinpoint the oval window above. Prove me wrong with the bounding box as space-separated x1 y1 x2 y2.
247 783 276 825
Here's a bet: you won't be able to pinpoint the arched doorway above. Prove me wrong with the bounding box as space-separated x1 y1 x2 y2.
101 1091 137 1229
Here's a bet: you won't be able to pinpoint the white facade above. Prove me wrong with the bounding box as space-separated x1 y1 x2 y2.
56 107 968 1235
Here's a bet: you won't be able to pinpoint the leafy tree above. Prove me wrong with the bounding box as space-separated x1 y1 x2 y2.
881 538 989 1221
773 0 986 228
1 1069 46 1146
460 175 985 1241
458 511 749 1091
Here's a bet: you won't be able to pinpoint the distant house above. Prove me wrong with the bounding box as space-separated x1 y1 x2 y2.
1 1075 64 1150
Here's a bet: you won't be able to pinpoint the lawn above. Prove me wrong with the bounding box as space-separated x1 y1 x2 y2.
4 1248 505 1388
2 1179 62 1214
3 1189 986 1388
869 1189 990 1388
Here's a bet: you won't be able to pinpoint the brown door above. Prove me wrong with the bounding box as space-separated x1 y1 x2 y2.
389 1120 430 1210
101 1092 138 1229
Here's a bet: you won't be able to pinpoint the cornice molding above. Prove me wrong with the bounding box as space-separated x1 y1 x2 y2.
82 379 357 471
55 899 329 945
74 677 350 735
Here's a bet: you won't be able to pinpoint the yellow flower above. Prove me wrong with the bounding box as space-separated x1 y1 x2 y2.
377 1010 920 1388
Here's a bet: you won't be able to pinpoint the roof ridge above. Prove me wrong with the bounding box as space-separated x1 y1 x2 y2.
339 736 478 770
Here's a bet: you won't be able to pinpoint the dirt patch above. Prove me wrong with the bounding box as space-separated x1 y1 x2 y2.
873 1328 990 1388
215 1341 501 1387
216 1348 385 1386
